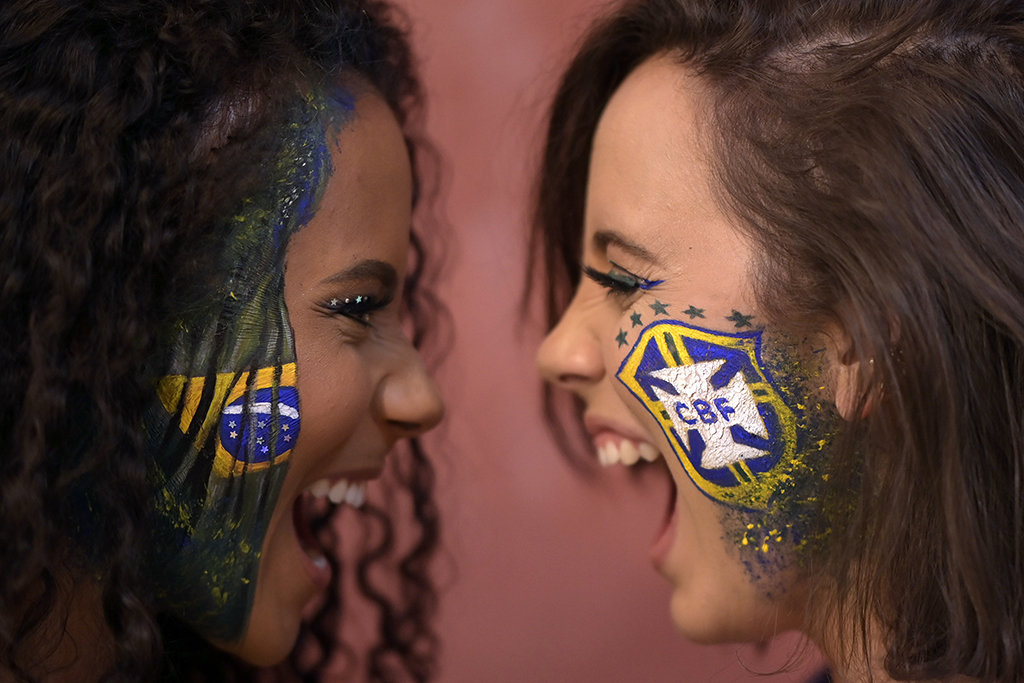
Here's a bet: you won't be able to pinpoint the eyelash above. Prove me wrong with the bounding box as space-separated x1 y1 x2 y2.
324 293 391 326
582 263 662 296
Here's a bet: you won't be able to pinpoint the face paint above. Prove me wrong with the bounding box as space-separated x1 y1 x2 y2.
617 318 829 512
649 300 670 316
141 90 350 640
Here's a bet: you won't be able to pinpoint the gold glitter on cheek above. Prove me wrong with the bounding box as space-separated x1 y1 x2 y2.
719 329 843 582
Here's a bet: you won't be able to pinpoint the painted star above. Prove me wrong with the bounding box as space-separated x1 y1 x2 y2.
630 311 643 327
284 435 291 442
726 310 755 328
616 329 629 348
257 420 266 428
228 421 237 429
229 431 238 439
255 437 264 445
683 305 705 319
649 300 670 316
261 446 269 454
281 423 289 431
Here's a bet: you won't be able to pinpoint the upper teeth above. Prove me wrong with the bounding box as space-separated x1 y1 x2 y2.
308 478 367 508
597 440 660 467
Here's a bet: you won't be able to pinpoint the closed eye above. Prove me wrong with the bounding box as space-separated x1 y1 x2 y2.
583 265 641 295
323 292 392 326
582 261 663 296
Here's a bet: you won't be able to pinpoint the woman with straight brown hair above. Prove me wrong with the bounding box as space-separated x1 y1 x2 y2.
535 1 1024 681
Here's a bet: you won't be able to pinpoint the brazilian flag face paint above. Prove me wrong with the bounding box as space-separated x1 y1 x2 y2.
142 91 347 640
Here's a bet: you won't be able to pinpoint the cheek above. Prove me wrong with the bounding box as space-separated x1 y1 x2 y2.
294 346 373 456
615 317 839 568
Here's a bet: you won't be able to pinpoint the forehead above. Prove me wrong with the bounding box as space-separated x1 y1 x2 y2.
587 55 716 244
586 55 753 309
289 91 412 270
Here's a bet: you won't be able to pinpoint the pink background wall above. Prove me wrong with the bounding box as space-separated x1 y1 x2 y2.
391 1 823 681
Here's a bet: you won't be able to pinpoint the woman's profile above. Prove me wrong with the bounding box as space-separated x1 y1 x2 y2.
535 0 1024 681
0 0 443 680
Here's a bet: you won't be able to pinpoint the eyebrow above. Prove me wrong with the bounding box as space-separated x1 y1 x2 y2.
322 259 398 289
592 229 662 267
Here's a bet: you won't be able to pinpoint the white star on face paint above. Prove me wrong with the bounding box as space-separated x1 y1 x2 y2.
230 431 238 439
650 359 769 469
330 298 339 307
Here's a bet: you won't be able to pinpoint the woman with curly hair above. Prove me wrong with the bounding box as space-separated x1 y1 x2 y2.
0 0 444 681
536 0 1024 681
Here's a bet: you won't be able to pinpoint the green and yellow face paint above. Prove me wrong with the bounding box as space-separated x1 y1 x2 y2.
617 317 838 567
141 90 347 640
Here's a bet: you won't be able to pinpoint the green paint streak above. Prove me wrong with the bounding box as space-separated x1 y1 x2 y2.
664 332 683 366
142 89 344 641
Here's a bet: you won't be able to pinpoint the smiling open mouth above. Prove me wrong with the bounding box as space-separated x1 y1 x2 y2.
291 478 370 587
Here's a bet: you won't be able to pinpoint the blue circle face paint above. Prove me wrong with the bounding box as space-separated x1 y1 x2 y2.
141 90 350 640
217 379 300 474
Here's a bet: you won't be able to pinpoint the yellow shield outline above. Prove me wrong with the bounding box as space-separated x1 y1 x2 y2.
617 320 798 510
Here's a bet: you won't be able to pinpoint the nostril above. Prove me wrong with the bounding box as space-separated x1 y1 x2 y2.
557 371 595 385
388 419 424 433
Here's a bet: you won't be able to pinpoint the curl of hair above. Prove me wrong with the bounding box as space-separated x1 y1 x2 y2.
532 1 1024 681
0 0 442 681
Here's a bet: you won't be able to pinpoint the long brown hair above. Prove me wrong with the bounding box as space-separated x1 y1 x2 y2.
532 1 1024 681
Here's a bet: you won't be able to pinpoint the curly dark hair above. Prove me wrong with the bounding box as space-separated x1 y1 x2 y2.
0 0 442 681
533 0 1024 681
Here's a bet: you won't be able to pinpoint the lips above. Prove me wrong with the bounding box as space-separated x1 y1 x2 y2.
585 415 661 467
649 461 679 570
292 471 380 588
582 415 679 570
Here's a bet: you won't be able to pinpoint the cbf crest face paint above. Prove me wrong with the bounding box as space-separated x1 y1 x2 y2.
617 319 823 512
141 90 349 640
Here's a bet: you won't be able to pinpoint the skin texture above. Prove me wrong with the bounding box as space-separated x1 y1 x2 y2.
537 56 810 643
214 91 444 664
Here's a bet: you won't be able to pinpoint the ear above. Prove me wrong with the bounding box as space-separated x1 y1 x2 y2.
827 325 876 421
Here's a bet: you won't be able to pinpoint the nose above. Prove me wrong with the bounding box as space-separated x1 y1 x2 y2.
377 343 445 438
536 294 605 391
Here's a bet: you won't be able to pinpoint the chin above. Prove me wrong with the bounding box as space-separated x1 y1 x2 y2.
667 578 805 646
211 616 302 667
